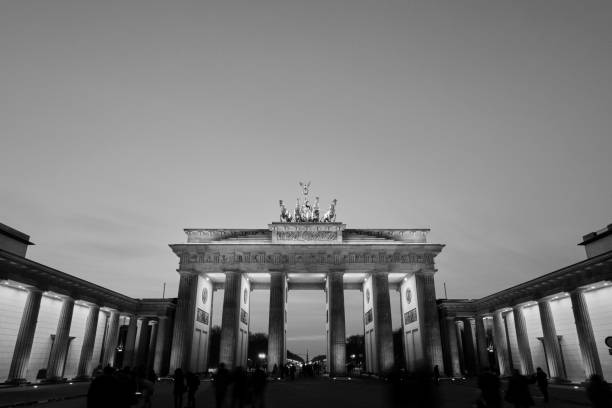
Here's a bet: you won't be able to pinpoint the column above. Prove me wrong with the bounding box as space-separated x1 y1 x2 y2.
372 273 394 374
326 271 346 377
512 305 534 375
414 270 444 371
47 297 75 380
570 290 603 378
122 315 138 368
220 271 250 368
76 304 100 378
6 288 43 383
153 316 170 375
169 271 199 372
538 299 565 379
461 318 477 375
455 321 465 373
443 317 461 376
146 320 159 371
492 310 511 376
135 317 150 368
267 271 287 373
475 316 490 371
102 310 120 367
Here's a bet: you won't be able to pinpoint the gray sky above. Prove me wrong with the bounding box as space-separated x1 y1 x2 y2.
2 0 612 356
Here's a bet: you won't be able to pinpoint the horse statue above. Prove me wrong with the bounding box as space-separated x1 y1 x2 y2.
313 196 320 222
294 198 302 222
279 200 293 222
322 199 337 222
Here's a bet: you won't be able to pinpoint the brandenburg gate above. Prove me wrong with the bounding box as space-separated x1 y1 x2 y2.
168 184 445 376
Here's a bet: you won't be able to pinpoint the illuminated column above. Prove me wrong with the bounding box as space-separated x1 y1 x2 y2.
220 271 250 368
47 297 75 380
122 315 138 368
475 316 490 370
492 310 511 376
102 310 120 367
135 317 151 368
461 318 477 375
169 270 198 372
267 271 287 372
538 299 565 379
326 271 346 376
570 290 603 379
372 273 394 374
146 320 159 371
512 305 534 375
76 304 100 378
153 316 170 375
6 288 43 383
414 270 444 371
444 317 461 376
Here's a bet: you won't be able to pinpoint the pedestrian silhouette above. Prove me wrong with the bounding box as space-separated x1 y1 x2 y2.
586 374 612 408
476 368 501 408
214 363 231 408
231 366 248 407
251 366 267 408
87 366 121 408
173 368 186 408
186 371 200 408
505 369 534 408
534 367 549 403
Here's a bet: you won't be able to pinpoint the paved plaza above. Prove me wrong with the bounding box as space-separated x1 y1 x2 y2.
0 377 594 408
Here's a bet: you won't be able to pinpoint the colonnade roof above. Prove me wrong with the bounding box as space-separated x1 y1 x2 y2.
0 248 174 317
438 249 612 317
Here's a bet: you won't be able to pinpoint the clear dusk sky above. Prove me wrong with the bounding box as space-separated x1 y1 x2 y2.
1 0 611 356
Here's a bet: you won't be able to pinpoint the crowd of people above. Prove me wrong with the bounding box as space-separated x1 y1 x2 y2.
474 367 612 408
87 365 157 408
86 361 612 408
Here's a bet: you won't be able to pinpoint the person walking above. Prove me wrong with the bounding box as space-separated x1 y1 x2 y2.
505 370 534 408
87 366 121 408
186 372 200 408
173 368 186 408
535 367 549 403
476 368 502 408
433 365 440 386
214 363 231 408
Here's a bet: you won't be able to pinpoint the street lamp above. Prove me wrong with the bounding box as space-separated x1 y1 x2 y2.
258 353 266 360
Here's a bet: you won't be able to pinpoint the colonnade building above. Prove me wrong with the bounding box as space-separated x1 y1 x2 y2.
0 223 175 383
2 212 611 384
438 223 612 383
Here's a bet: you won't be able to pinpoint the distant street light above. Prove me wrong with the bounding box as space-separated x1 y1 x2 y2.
258 353 266 359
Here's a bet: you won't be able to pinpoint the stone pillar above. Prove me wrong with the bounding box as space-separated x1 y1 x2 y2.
47 297 75 380
512 305 534 375
455 321 465 373
267 271 287 372
475 316 490 371
492 310 511 376
326 271 346 377
76 304 100 378
372 273 394 374
102 310 120 367
169 271 199 372
570 290 603 379
220 271 250 368
461 318 477 375
443 317 461 376
538 299 565 380
415 270 444 371
146 320 159 372
153 316 170 375
135 317 150 368
122 315 138 368
6 288 43 383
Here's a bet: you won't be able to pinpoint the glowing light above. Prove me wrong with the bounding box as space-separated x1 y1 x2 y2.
33 385 38 389
258 353 266 359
